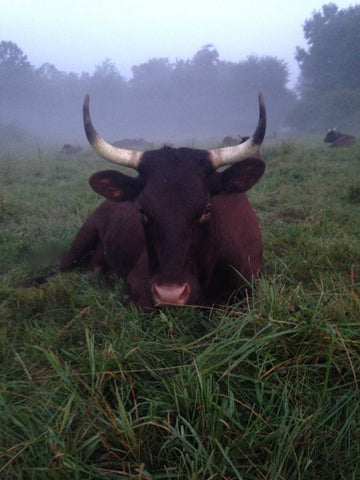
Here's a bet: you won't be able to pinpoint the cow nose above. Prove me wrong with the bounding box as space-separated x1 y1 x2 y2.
151 282 191 306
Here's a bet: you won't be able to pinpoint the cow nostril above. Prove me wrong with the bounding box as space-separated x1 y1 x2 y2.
151 282 191 306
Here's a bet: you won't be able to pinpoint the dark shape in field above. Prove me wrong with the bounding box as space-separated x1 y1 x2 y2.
18 94 266 310
60 144 83 155
112 138 152 149
323 129 356 147
221 135 249 147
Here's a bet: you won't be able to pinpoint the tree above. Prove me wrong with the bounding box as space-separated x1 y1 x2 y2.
91 58 124 95
0 41 35 119
93 58 121 80
191 44 219 69
288 3 360 130
37 62 65 81
131 58 172 85
296 3 360 94
0 40 31 69
0 41 295 143
90 59 125 106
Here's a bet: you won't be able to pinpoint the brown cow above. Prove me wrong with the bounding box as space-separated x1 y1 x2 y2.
60 144 83 155
18 94 266 309
323 129 356 147
112 138 152 149
221 135 249 147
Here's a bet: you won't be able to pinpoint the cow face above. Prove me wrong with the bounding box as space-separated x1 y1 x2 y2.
89 147 265 306
324 129 340 143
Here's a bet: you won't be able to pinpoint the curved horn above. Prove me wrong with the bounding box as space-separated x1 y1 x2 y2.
83 94 143 170
209 93 266 169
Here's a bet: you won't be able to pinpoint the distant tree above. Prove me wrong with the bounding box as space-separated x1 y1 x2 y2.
0 41 35 119
230 55 290 99
37 62 64 81
131 58 172 85
35 63 66 111
91 58 124 96
191 44 219 69
130 57 173 99
90 59 125 106
127 46 294 139
93 58 121 80
288 3 360 130
296 3 360 94
0 41 295 142
36 63 67 104
0 40 31 70
218 55 295 135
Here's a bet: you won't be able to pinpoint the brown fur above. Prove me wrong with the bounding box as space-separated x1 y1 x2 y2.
324 129 356 147
19 146 265 310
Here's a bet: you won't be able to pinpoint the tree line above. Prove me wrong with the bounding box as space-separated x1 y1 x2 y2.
289 2 360 131
1 3 359 146
0 41 293 145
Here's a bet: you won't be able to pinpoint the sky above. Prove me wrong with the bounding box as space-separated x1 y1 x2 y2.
0 0 358 87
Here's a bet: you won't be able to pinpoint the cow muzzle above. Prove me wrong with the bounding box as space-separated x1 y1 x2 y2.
151 282 191 306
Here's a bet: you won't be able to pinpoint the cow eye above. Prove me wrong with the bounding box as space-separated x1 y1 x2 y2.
198 204 212 223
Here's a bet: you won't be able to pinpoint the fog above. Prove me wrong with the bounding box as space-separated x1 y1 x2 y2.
0 0 357 149
1 49 294 148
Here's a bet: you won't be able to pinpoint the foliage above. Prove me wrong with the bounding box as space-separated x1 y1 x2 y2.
290 3 360 131
0 41 294 143
296 3 360 94
0 41 31 69
286 88 360 132
0 41 34 107
3 5 360 139
1 141 360 478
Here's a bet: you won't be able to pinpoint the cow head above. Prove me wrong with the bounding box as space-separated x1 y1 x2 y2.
324 129 340 143
83 94 266 306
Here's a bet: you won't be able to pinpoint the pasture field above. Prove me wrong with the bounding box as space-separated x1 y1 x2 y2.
1 142 360 479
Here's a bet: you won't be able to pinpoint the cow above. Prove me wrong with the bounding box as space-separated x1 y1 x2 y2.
18 93 266 310
60 144 83 155
323 129 356 147
112 138 152 149
221 135 249 147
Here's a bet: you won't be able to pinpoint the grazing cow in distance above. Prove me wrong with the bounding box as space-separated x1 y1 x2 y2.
60 144 83 155
323 129 356 147
221 135 249 147
18 93 266 310
112 138 152 149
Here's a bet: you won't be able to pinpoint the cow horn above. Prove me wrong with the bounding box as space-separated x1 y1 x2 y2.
209 93 266 169
83 94 143 170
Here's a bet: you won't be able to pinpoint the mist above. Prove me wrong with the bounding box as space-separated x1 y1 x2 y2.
0 44 296 150
1 0 359 151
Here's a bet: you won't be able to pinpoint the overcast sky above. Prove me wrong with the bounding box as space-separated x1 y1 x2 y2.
1 0 357 86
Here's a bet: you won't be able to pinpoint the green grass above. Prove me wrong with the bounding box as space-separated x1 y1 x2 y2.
1 141 360 479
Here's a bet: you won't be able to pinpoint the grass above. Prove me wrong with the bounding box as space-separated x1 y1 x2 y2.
0 141 360 479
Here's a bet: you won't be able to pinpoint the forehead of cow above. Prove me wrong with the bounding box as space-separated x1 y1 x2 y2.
138 146 214 184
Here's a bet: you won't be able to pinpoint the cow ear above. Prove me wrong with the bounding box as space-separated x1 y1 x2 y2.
217 158 265 193
89 170 143 201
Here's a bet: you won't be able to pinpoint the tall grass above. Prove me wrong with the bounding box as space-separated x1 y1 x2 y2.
1 142 360 479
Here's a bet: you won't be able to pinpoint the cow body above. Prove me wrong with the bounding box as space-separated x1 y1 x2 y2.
221 135 249 147
18 94 266 310
55 150 263 308
112 138 152 149
324 129 356 147
60 144 83 155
